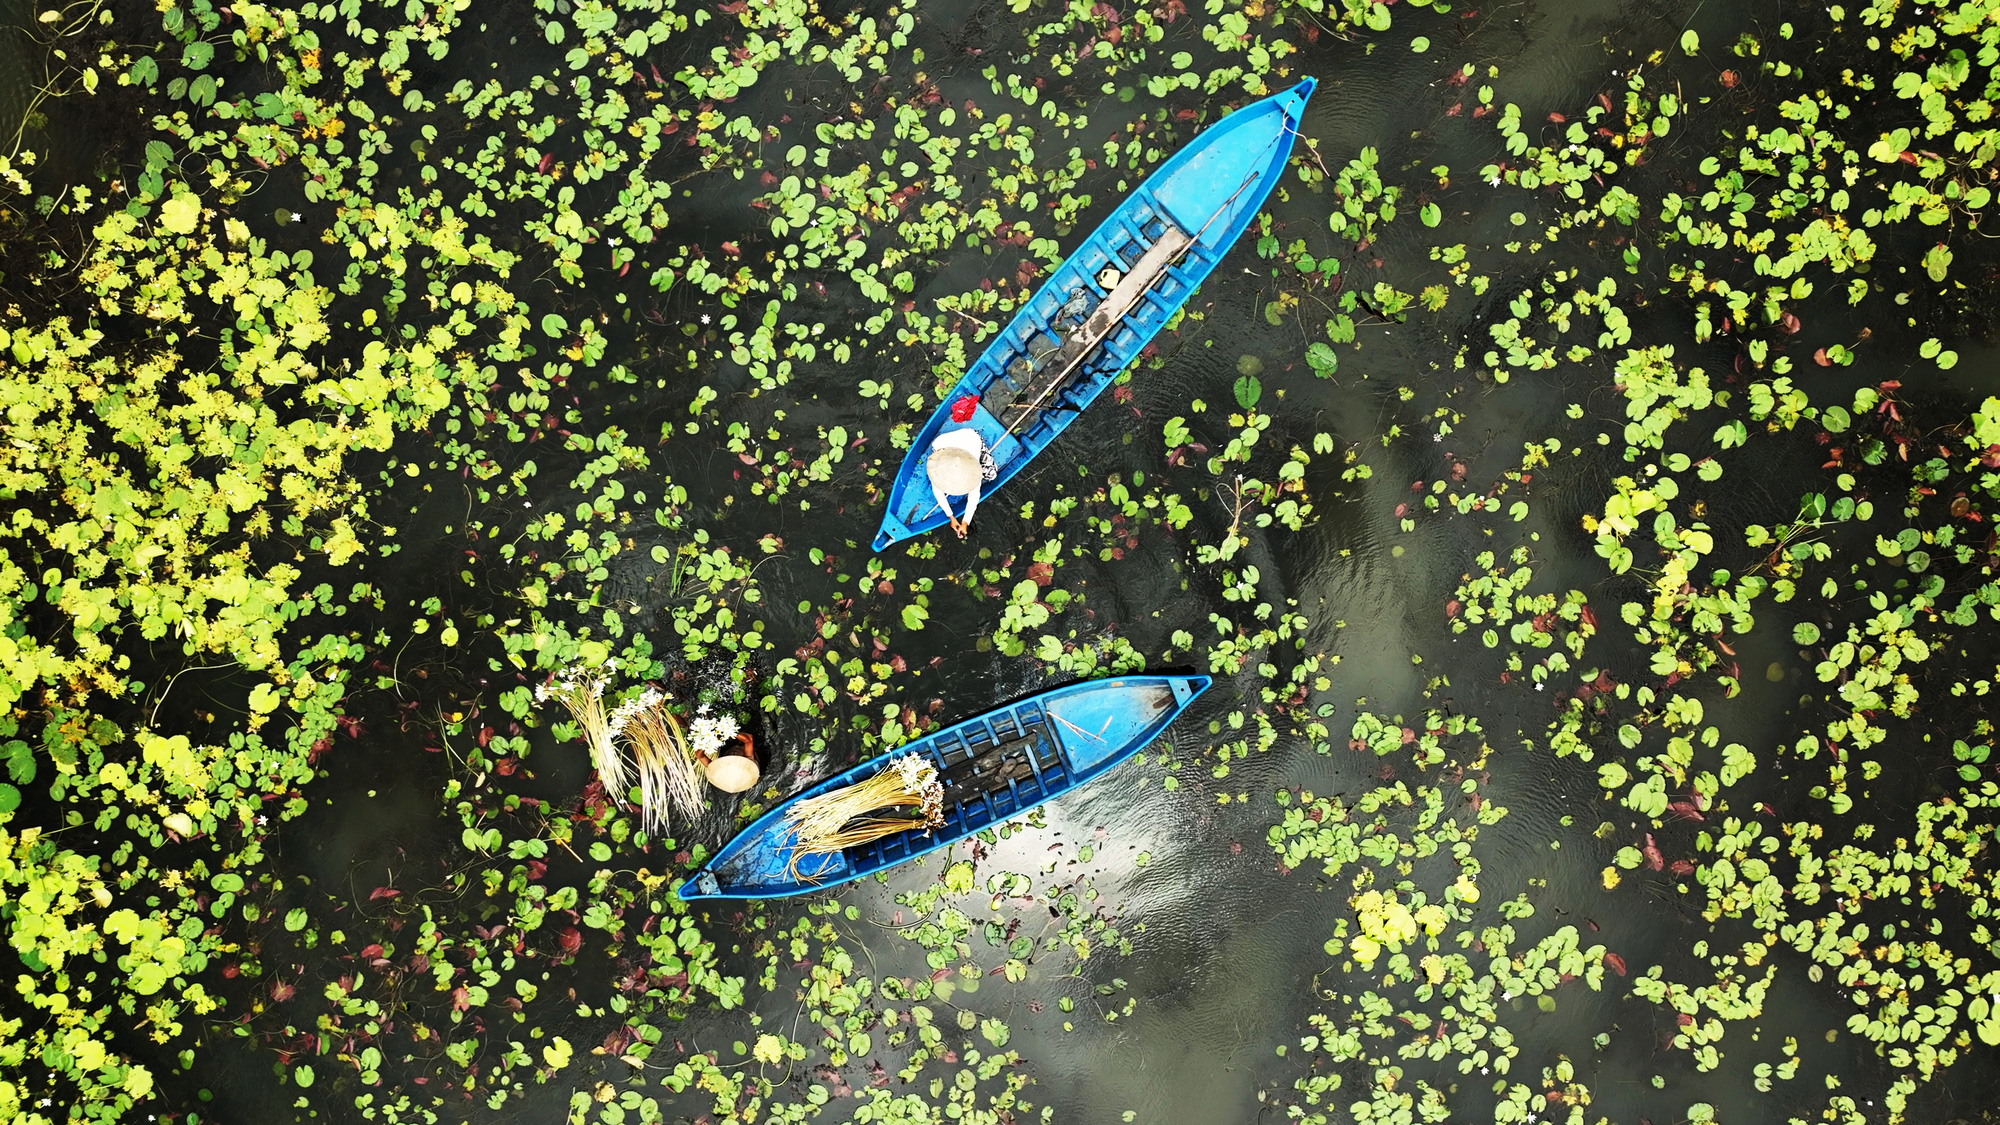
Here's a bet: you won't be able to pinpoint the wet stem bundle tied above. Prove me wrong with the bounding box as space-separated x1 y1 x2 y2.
535 664 628 804
609 689 710 834
783 753 945 876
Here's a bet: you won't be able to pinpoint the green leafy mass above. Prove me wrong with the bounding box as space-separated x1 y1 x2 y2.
4 0 2000 1122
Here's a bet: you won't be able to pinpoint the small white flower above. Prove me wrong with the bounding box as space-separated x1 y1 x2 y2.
256 814 268 826
1433 433 1443 442
892 753 936 792
1488 172 1502 187
700 313 712 325
688 708 740 756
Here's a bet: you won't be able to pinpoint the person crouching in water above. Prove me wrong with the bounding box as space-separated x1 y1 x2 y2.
927 397 995 538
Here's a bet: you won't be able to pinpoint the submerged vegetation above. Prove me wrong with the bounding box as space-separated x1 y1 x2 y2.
2 0 2000 1121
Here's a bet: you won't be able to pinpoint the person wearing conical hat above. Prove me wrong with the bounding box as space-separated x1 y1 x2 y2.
927 397 991 538
703 732 761 793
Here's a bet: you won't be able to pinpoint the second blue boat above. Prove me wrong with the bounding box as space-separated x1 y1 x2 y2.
872 78 1317 552
679 674 1209 900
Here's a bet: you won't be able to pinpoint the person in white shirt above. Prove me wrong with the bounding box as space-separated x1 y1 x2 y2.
926 426 987 538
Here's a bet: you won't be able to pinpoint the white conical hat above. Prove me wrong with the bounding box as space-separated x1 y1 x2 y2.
926 441 984 495
705 753 761 793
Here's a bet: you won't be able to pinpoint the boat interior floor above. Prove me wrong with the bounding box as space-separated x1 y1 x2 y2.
939 728 1060 796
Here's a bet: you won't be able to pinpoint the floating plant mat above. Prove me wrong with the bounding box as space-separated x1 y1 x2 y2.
7 0 2000 1121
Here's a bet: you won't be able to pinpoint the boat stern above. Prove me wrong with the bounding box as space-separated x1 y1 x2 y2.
675 836 853 901
1170 675 1212 708
675 868 724 901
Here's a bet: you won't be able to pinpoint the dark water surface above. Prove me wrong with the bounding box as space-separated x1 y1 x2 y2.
320 0 1995 1115
21 0 2000 1119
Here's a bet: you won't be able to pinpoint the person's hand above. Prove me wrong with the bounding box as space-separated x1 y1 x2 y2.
950 517 967 538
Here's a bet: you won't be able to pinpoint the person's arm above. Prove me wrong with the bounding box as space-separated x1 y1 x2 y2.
930 460 958 523
960 475 980 527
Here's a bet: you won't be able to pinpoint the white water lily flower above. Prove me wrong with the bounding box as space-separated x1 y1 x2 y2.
688 705 740 757
892 753 935 792
609 687 663 738
887 753 945 825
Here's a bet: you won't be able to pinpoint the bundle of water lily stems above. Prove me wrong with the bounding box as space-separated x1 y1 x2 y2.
535 665 627 803
609 688 707 834
540 665 747 835
784 753 945 877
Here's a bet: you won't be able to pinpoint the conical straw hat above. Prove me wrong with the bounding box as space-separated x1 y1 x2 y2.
926 445 983 495
705 752 761 793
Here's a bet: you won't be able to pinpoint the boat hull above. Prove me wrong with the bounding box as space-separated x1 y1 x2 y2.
873 79 1317 552
677 674 1210 900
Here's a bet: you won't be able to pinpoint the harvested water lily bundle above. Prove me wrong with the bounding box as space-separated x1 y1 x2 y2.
609 688 706 833
535 665 629 803
782 753 945 876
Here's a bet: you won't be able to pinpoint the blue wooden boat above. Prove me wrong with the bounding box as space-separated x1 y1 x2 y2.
871 79 1317 552
678 674 1210 900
